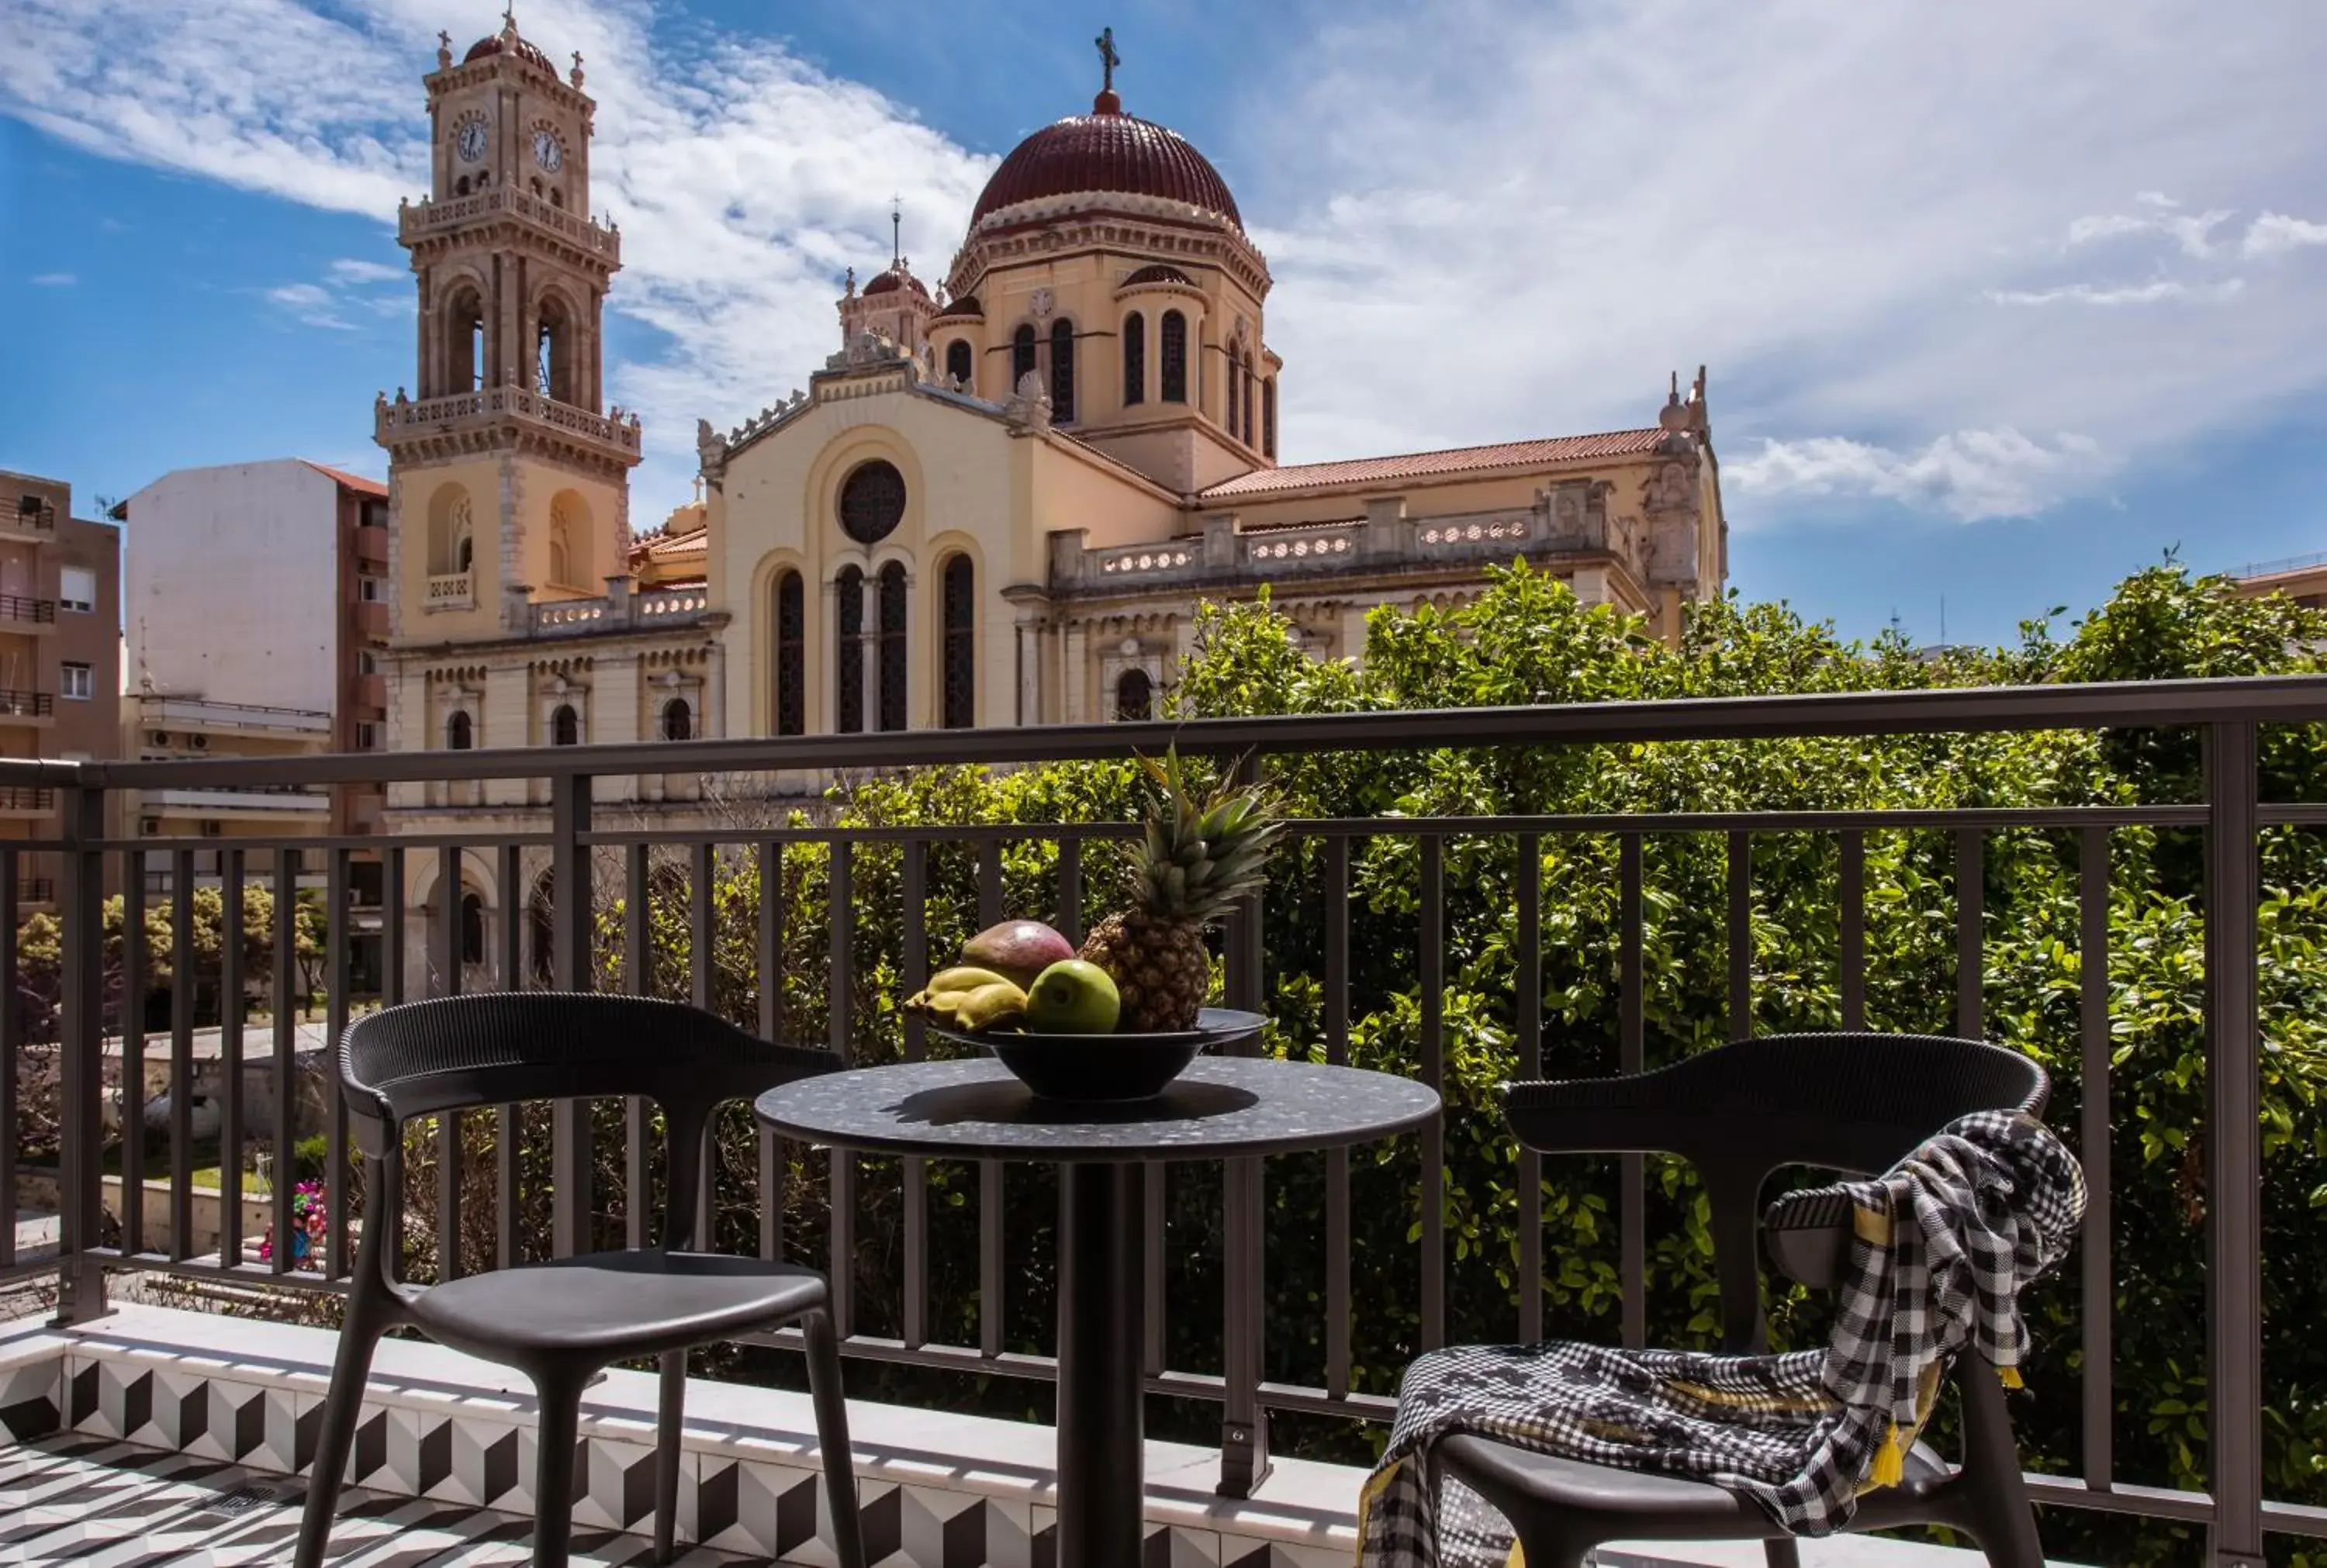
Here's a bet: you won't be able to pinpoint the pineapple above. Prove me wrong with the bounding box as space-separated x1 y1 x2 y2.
1078 750 1281 1031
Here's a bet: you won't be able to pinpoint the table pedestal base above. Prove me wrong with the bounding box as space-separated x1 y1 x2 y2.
1056 1161 1144 1568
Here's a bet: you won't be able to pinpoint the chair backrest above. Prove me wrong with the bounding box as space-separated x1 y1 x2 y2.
1500 1032 2048 1353
339 992 837 1249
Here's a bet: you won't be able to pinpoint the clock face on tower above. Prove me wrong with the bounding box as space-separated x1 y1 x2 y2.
532 129 562 172
455 119 487 163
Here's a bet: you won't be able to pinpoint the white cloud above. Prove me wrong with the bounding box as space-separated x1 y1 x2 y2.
328 257 405 284
2 0 2324 527
1728 430 2111 523
2243 211 2327 257
28 272 74 286
265 281 354 330
1985 278 2243 307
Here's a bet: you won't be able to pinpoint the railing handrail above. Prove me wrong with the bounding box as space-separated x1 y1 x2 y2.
12 672 2327 792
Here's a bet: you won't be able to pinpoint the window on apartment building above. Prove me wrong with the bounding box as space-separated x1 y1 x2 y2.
60 662 92 700
355 721 381 750
58 567 95 613
359 575 384 601
358 649 380 675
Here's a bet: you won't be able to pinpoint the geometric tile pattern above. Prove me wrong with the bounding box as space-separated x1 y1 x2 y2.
27 1349 1327 1566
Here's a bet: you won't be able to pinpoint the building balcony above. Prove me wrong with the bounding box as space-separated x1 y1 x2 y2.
136 695 330 740
527 582 713 638
0 688 55 725
5 680 2319 1568
0 594 57 632
425 572 475 610
353 522 391 567
0 496 57 543
396 185 621 266
0 784 54 815
352 672 389 713
375 384 642 471
353 599 391 637
137 782 333 822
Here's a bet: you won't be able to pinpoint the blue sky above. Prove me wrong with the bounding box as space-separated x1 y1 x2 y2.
3 0 2323 648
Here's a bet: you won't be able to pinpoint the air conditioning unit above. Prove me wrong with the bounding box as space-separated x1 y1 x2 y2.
188 734 209 751
147 730 171 748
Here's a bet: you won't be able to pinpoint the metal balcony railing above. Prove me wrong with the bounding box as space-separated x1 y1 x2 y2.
3 676 2323 1565
0 689 55 718
0 595 57 626
0 786 54 811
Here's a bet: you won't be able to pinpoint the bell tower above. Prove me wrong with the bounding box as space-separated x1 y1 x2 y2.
377 10 638 644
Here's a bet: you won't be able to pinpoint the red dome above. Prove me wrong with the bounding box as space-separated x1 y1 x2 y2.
971 97 1240 231
465 31 555 73
863 267 928 299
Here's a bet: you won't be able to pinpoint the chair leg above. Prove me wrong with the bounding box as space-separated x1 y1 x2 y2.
801 1307 865 1568
654 1349 686 1566
293 1290 389 1568
1955 1357 2045 1568
1762 1538 1803 1568
531 1368 588 1568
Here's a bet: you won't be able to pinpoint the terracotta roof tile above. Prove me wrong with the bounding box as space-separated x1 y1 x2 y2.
1198 429 1668 499
302 461 389 498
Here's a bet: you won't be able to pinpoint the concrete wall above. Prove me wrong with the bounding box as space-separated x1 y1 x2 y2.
123 460 341 712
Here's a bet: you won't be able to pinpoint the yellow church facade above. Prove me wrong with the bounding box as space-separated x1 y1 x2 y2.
374 19 1727 988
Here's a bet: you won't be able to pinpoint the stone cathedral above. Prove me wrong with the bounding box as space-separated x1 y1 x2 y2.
377 17 1728 989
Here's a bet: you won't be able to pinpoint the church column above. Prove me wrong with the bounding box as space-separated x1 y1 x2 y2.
709 638 728 739
1062 619 1089 725
859 567 879 735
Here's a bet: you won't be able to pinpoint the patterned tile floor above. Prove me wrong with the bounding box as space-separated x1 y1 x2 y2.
0 1432 755 1566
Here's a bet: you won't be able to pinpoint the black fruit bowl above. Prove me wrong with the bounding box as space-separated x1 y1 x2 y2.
930 1007 1267 1102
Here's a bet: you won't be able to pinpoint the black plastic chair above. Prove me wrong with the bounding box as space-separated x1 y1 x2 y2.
295 993 866 1568
1433 1032 2053 1568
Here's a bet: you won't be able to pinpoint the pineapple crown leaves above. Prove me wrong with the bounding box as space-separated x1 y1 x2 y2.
1124 748 1283 924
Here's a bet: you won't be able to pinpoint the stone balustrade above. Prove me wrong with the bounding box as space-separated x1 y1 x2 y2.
527 582 714 638
427 572 475 610
376 385 641 456
397 187 620 262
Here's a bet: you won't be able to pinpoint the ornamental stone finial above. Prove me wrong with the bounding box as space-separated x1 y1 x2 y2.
436 29 452 68
570 50 585 87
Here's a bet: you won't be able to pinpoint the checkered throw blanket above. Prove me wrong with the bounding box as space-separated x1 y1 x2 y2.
1356 1108 2085 1568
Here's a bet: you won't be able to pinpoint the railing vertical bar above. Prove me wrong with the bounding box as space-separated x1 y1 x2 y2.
829 839 856 1338
381 846 405 1280
2203 723 2263 1568
624 844 649 1252
119 865 147 1255
0 855 17 1269
325 848 351 1281
549 773 594 1259
1219 754 1272 1495
1516 831 1543 1345
1726 831 1751 1041
757 840 783 1265
271 854 296 1277
434 845 461 1280
901 838 928 1349
1838 830 1865 1031
218 850 245 1268
977 839 1003 1360
170 850 195 1263
689 841 716 1242
2078 827 2114 1489
55 789 107 1318
1955 827 1983 1040
330 847 356 1275
1056 836 1083 945
1419 832 1446 1352
495 841 520 1270
1619 832 1645 1352
1325 833 1354 1395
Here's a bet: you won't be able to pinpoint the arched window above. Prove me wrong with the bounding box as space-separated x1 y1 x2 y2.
548 492 588 587
429 485 473 575
444 287 486 395
662 696 693 742
941 554 974 729
773 568 804 737
537 294 578 404
946 339 973 388
835 565 865 734
1243 361 1257 447
1011 325 1037 391
456 534 474 573
550 703 579 746
1263 378 1278 459
877 561 908 731
1049 319 1076 423
1122 313 1145 406
455 175 471 197
1160 311 1188 403
1226 347 1241 437
459 891 485 967
1116 667 1153 722
548 523 571 588
446 710 473 750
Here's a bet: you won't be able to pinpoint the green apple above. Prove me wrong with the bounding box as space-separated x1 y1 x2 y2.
1024 959 1122 1034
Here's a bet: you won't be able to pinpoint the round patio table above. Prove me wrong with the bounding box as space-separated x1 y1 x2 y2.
755 1054 1440 1568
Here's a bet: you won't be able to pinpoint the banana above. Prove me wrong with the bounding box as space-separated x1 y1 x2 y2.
953 979 1029 1031
926 965 1015 994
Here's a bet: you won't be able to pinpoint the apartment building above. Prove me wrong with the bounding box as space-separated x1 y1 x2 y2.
115 460 389 985
0 469 123 906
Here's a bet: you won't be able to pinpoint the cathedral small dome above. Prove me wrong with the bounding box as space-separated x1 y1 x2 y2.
970 95 1240 232
863 267 929 299
465 30 555 72
1119 263 1195 288
932 293 982 319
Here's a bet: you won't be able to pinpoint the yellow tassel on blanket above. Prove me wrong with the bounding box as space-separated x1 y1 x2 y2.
1868 1425 1908 1488
1998 1366 2024 1390
1506 1546 1527 1567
